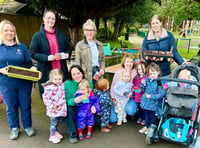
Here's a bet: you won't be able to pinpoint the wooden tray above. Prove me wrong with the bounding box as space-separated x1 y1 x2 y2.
7 65 40 81
144 50 173 61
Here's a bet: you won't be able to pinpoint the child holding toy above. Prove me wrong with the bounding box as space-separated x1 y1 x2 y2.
42 69 67 144
75 79 102 140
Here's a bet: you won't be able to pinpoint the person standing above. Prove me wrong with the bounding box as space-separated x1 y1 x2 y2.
0 20 35 140
30 9 72 98
75 19 105 85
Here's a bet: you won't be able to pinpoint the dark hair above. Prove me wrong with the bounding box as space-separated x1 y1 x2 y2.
151 14 162 23
68 65 85 80
43 9 56 18
136 61 148 74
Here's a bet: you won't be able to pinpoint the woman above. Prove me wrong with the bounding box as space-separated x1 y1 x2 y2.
75 19 105 85
110 54 137 117
142 14 185 118
0 20 35 140
142 14 184 77
64 65 93 143
30 9 72 98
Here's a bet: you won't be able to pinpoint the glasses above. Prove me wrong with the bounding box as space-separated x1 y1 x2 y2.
84 29 95 32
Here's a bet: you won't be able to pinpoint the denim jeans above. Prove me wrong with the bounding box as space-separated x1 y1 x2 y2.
65 106 77 134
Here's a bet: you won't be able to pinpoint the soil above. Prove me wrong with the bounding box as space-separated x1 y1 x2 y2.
8 67 39 78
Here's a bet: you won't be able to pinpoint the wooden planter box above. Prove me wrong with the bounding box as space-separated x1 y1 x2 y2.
7 65 40 82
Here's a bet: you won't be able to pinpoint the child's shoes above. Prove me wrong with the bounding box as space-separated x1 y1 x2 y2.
117 120 122 125
101 127 110 133
107 124 112 129
139 126 148 134
49 135 61 144
123 118 127 123
86 132 91 139
55 132 63 139
79 134 84 140
137 118 142 124
141 120 145 125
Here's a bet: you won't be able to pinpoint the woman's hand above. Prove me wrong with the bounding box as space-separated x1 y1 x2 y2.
48 55 56 61
65 53 69 59
120 93 124 97
99 69 104 75
146 94 151 98
0 67 8 75
74 96 83 103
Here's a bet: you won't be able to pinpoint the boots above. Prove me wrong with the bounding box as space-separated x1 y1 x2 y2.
86 126 92 139
78 129 84 140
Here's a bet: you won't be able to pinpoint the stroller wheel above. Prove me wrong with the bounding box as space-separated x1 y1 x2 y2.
146 135 153 145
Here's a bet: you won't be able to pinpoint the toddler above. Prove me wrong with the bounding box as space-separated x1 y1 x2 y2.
42 69 67 144
132 61 147 125
139 63 165 134
113 69 133 125
94 78 113 132
75 79 102 140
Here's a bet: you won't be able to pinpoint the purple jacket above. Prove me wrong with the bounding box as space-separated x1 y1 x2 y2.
75 91 102 129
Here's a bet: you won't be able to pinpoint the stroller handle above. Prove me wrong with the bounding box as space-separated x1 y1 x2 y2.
158 77 200 87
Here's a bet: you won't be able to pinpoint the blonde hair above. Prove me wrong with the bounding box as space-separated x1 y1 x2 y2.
49 69 63 80
79 79 91 92
83 19 96 32
0 20 20 44
95 78 109 91
147 62 162 77
121 54 135 69
120 69 132 82
178 69 191 80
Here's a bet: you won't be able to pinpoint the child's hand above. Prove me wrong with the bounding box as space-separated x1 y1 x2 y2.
141 78 146 84
127 94 131 98
146 94 151 98
91 105 96 114
120 93 124 97
112 99 117 105
74 96 83 103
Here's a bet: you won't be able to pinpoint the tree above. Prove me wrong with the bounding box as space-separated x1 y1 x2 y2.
15 0 161 48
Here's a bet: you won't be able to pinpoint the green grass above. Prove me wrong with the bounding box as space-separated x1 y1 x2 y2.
178 48 198 60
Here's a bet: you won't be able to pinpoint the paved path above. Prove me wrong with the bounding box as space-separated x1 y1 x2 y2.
0 87 187 148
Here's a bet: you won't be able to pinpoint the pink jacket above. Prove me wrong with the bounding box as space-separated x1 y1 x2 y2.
110 68 137 98
43 83 67 118
132 74 147 103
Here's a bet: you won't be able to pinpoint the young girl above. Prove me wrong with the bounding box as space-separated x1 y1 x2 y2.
75 79 102 140
132 61 147 125
42 69 67 144
94 78 113 132
113 69 133 125
139 63 165 134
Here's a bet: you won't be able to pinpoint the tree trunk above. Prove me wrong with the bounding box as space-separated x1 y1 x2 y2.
103 17 108 40
112 19 120 41
68 26 83 50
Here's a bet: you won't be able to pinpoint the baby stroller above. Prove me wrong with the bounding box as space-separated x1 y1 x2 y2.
146 63 200 148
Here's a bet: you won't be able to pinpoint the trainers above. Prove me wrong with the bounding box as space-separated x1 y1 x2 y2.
49 135 61 144
123 118 127 123
25 127 35 137
137 118 142 124
10 127 19 140
117 120 122 125
141 120 145 125
139 126 148 134
55 132 63 139
69 133 78 144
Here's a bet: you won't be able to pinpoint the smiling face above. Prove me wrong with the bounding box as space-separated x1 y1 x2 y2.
84 24 96 42
71 67 83 83
137 64 145 76
2 23 15 43
43 11 56 30
151 17 162 33
122 72 131 82
124 58 134 70
51 74 63 85
149 69 160 80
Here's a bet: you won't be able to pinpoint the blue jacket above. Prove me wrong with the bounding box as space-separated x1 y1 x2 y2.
142 29 184 76
113 81 132 100
0 43 33 86
30 24 72 83
140 77 165 111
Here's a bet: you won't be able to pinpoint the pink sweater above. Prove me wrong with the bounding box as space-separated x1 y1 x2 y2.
110 68 137 98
